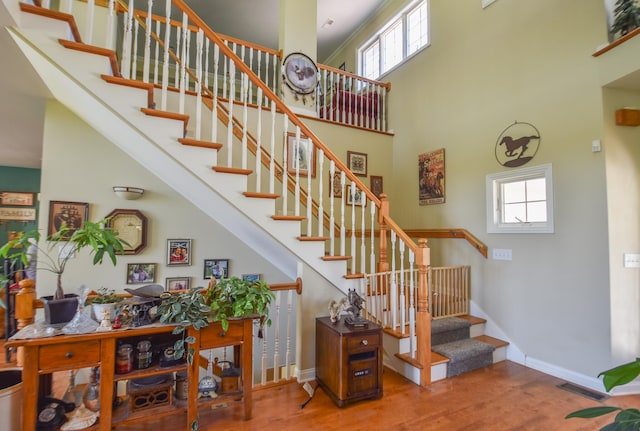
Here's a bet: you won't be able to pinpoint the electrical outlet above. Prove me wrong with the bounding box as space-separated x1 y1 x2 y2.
493 248 512 261
624 253 640 268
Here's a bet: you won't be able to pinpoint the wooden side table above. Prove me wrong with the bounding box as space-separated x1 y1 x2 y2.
315 316 383 407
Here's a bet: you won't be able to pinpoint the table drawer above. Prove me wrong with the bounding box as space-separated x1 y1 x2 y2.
346 333 380 351
200 322 244 348
39 341 101 370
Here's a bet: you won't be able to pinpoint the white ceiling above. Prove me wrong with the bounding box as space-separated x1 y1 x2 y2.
0 0 386 169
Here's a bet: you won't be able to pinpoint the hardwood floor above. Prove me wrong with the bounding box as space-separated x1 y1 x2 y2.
2 346 638 430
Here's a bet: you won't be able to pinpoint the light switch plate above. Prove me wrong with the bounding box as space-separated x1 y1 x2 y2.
493 248 512 261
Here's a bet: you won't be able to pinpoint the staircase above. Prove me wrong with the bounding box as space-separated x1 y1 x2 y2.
430 315 509 382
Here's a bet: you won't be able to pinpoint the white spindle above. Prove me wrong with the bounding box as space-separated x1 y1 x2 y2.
178 14 188 115
305 137 312 237
269 101 276 194
61 0 72 16
210 44 219 145
260 323 268 385
153 20 160 84
285 289 293 379
360 196 366 275
42 0 50 9
160 0 170 110
105 0 115 50
241 74 249 170
350 182 356 274
281 116 288 215
409 250 416 357
222 48 228 101
294 128 301 217
204 39 210 89
329 161 336 255
264 54 270 105
248 48 254 104
370 204 376 275
255 88 263 192
131 20 139 80
340 171 346 256
195 29 203 140
390 230 397 329
121 10 131 79
256 51 262 103
317 149 324 238
174 26 181 88
85 0 94 45
399 241 406 334
226 61 235 167
142 0 153 83
273 292 281 383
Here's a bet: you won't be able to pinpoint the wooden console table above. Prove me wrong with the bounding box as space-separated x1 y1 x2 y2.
6 318 254 430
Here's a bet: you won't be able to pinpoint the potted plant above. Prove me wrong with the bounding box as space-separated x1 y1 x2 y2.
205 276 275 332
566 359 640 428
87 287 124 322
0 219 128 325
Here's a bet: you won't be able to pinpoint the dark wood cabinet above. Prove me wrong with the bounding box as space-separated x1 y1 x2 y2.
315 316 382 407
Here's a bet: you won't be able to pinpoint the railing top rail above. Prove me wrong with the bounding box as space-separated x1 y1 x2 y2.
317 63 391 91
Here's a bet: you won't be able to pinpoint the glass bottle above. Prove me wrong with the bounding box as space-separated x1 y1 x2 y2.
116 343 133 374
136 340 152 369
62 370 79 407
83 366 100 412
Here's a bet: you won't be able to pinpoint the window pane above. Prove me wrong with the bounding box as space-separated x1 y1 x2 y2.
502 181 525 203
362 41 380 80
382 21 403 73
407 2 428 55
526 178 546 201
527 201 547 222
503 202 526 223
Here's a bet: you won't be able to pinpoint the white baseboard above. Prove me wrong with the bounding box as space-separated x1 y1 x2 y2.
297 367 316 383
525 356 606 394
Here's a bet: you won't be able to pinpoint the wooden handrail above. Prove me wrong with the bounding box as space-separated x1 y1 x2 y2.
317 63 391 92
403 229 487 258
593 26 640 57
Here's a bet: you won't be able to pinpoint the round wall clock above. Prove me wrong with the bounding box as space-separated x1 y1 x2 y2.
106 209 148 255
282 52 318 95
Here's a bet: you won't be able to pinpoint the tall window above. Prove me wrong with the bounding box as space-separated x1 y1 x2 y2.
358 0 429 80
486 164 554 233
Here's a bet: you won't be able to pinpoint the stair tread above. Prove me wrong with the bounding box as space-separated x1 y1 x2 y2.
272 215 306 221
322 255 351 261
20 3 82 43
212 166 252 175
473 335 509 349
178 137 222 150
431 352 450 366
457 315 487 326
432 338 495 363
297 236 329 241
59 39 120 77
101 74 155 108
244 191 279 199
344 273 365 279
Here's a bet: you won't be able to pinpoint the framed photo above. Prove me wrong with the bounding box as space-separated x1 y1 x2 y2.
346 186 365 206
287 132 316 178
242 274 262 282
347 151 367 177
167 239 192 266
166 276 190 291
126 263 157 284
329 171 343 198
1 191 35 206
48 200 89 238
419 148 445 205
204 259 229 280
370 176 383 199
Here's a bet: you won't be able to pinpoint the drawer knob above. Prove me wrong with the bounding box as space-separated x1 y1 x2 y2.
65 352 74 359
219 332 226 337
361 339 368 346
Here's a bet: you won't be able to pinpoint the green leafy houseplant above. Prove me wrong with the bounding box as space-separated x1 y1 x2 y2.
0 219 128 300
156 287 210 365
206 276 275 332
88 287 124 305
566 358 640 429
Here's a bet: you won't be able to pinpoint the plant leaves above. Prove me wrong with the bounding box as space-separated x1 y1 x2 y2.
600 360 640 392
566 407 622 419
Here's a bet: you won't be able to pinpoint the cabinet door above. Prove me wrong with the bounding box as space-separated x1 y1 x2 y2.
347 354 378 396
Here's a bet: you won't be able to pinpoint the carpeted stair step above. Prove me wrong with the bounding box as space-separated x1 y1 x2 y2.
431 338 496 378
431 317 471 346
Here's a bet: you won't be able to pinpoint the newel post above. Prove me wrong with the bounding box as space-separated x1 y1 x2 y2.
377 194 389 273
15 278 36 366
416 239 431 387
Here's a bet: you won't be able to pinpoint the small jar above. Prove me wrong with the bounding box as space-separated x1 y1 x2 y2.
175 370 188 400
136 340 152 369
115 344 133 374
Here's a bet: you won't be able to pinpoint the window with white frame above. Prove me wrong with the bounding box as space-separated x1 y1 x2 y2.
358 0 429 80
486 164 554 234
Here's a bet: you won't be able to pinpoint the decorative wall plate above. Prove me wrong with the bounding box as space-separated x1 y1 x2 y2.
282 52 318 95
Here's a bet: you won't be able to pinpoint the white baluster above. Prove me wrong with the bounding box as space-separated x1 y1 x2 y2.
409 250 416 357
131 19 139 80
195 29 203 140
273 292 281 383
121 10 131 79
248 48 254 104
399 240 406 334
360 195 366 275
390 231 397 330
285 289 293 380
153 20 160 85
142 0 153 83
211 44 219 145
317 149 324 238
329 161 336 255
178 13 188 115
350 182 356 274
340 171 346 257
241 74 249 170
370 204 376 274
61 0 72 14
42 0 50 9
269 101 276 194
204 39 210 89
226 61 235 167
85 0 94 45
260 318 268 385
174 26 181 88
306 137 312 237
160 0 170 110
222 46 228 101
255 87 263 192
281 115 288 215
294 128 301 217
264 54 270 105
105 0 115 50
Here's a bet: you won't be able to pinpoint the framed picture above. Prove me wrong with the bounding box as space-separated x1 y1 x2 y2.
48 200 89 238
167 239 192 266
329 171 343 198
166 276 190 291
347 151 367 177
419 148 445 205
242 274 262 282
1 191 35 206
287 132 316 178
204 259 229 280
126 263 157 284
370 176 383 199
346 186 365 206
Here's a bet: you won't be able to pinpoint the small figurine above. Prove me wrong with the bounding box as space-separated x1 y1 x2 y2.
96 308 113 332
112 315 122 330
328 297 349 323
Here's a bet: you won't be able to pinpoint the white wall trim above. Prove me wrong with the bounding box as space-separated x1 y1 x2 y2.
469 301 525 364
